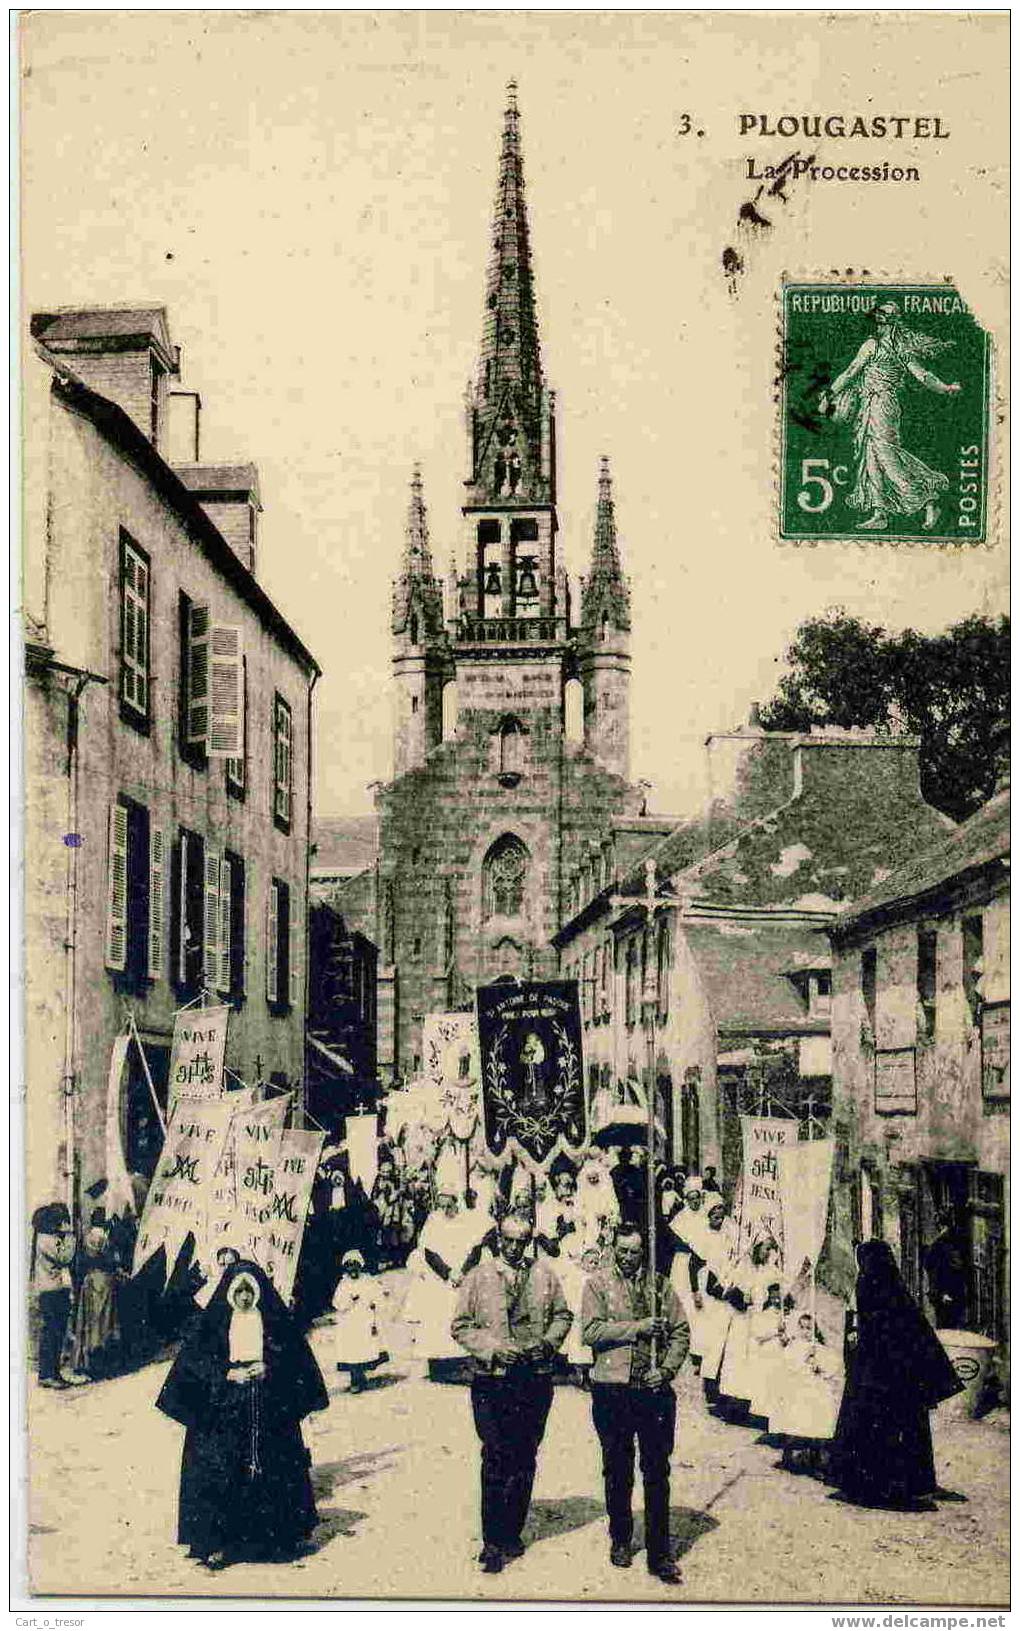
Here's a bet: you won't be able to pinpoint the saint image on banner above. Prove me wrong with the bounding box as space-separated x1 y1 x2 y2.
475 979 587 1172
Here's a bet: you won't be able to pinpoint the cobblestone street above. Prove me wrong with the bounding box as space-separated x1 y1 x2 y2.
25 1289 1009 1607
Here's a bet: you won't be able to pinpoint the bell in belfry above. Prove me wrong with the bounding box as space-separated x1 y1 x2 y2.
516 556 539 598
484 560 503 596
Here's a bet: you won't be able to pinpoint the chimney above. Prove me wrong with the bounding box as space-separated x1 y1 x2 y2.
168 391 202 464
31 305 178 453
173 463 261 575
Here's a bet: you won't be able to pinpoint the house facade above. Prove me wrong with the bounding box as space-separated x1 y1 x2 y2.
555 723 952 1183
826 787 1009 1348
24 306 319 1215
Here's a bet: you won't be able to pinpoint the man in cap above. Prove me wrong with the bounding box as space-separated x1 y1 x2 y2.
451 1213 571 1573
581 1222 690 1584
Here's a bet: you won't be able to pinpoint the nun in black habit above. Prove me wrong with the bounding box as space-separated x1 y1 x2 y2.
829 1240 964 1510
156 1260 329 1567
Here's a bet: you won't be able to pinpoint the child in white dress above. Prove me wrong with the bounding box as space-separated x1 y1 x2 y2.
770 1311 844 1476
332 1250 386 1393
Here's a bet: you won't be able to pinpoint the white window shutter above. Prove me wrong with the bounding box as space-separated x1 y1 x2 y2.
266 881 279 1003
187 603 210 747
289 904 300 1009
147 826 165 979
202 846 220 987
105 802 128 971
218 857 232 992
208 625 243 757
176 830 189 984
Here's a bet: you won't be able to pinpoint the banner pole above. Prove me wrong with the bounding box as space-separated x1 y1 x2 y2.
128 1014 167 1136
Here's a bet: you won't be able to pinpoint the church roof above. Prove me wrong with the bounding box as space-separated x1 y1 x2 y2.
580 456 631 632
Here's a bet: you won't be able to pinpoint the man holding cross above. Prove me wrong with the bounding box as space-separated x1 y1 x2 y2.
581 1223 689 1583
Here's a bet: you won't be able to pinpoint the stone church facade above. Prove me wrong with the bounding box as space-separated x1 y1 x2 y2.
368 86 645 1080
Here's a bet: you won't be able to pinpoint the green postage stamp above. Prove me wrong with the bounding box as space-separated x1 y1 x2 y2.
779 282 991 543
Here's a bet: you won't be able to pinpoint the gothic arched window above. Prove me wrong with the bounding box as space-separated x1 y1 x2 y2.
484 834 529 919
499 717 525 776
409 612 419 645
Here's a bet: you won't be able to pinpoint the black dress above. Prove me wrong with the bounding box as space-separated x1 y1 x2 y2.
156 1260 329 1562
829 1240 963 1507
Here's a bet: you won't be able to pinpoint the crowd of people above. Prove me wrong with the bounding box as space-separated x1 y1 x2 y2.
31 1142 967 1579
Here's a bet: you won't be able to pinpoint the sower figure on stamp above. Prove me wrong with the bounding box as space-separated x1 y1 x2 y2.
581 1223 690 1584
451 1214 572 1574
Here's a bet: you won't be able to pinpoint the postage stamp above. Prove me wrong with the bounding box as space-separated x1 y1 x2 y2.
779 281 991 543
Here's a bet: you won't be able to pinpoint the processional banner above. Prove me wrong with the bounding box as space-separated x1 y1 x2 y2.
168 1005 230 1107
475 980 587 1173
778 1139 835 1280
734 1115 798 1262
132 1096 237 1276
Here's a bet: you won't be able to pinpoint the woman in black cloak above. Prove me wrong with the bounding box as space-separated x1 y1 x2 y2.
155 1260 329 1567
829 1240 964 1510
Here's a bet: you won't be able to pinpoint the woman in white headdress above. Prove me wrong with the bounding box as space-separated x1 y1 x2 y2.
575 1152 620 1255
717 1230 782 1418
693 1192 740 1398
402 1176 479 1378
667 1176 709 1366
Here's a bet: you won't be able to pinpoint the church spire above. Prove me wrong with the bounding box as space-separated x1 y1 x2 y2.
465 81 552 508
392 463 443 637
581 457 631 632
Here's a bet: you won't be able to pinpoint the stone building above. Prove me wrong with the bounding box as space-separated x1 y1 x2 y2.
24 305 320 1214
554 723 952 1180
340 86 646 1079
825 786 1009 1348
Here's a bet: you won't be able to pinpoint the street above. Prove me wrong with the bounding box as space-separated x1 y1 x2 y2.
26 1277 1009 1606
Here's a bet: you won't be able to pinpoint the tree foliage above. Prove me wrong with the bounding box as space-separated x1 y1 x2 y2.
759 610 1009 822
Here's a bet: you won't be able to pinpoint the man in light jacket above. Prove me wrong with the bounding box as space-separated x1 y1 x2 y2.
581 1222 690 1583
451 1213 572 1574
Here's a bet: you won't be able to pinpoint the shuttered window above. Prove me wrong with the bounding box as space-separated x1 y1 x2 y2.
266 877 292 1009
208 625 243 757
289 901 301 1009
217 856 233 993
202 845 221 988
273 694 293 830
226 657 247 798
106 797 152 988
105 802 129 970
147 827 166 979
119 533 150 725
186 603 211 747
266 880 280 1003
172 828 205 995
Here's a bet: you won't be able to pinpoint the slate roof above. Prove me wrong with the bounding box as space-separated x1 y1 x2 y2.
32 306 167 342
175 463 261 502
684 918 832 1037
312 815 380 875
835 787 1010 930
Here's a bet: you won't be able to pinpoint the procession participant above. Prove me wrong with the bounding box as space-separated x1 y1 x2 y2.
156 1260 329 1569
69 1220 122 1381
31 1203 75 1389
404 1185 478 1379
829 1240 963 1511
194 1245 242 1311
667 1178 708 1367
332 1250 387 1393
451 1214 572 1574
609 1147 645 1231
717 1233 780 1420
747 1280 788 1425
535 1164 591 1382
580 1223 689 1584
577 1152 620 1254
770 1311 844 1477
692 1193 739 1403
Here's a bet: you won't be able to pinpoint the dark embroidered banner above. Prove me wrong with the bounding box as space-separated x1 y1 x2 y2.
476 980 587 1171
